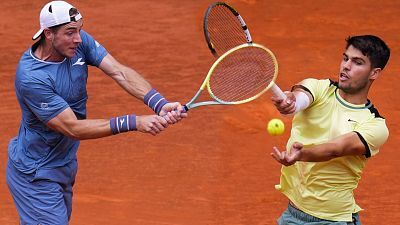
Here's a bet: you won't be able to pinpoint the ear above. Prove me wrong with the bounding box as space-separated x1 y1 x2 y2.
369 68 381 80
43 29 54 41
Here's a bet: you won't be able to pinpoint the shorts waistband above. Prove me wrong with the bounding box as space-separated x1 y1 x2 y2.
287 202 359 224
287 202 331 223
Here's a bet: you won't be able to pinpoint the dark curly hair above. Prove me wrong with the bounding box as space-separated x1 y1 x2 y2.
346 35 390 70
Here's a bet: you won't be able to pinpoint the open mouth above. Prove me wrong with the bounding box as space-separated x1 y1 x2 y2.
340 72 349 81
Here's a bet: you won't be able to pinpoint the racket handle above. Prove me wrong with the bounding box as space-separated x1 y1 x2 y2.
270 83 286 100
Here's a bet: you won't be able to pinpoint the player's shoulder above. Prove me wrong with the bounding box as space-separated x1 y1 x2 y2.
366 102 385 119
16 56 54 91
294 78 336 104
298 78 334 87
16 69 52 91
78 29 103 51
17 52 56 80
79 29 90 38
296 78 334 93
79 29 98 44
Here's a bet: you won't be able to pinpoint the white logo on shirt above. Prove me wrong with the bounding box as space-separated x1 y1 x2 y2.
72 58 85 66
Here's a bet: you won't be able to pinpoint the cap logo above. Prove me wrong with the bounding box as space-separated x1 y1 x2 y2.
69 8 79 22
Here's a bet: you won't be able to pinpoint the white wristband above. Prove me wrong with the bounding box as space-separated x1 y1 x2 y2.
294 91 311 113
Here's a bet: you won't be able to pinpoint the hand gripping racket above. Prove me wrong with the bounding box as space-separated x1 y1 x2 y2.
183 43 283 112
203 2 286 101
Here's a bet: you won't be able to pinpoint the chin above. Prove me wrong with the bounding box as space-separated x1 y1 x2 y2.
65 52 76 59
66 49 78 58
338 82 347 91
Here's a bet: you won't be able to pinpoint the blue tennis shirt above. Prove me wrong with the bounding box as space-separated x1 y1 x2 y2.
9 30 108 174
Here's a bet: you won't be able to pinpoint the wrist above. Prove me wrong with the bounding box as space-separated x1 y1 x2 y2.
110 114 136 135
294 91 311 113
144 89 169 115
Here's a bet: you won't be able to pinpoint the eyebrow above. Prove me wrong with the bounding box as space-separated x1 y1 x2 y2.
64 25 83 32
343 53 366 63
64 20 83 30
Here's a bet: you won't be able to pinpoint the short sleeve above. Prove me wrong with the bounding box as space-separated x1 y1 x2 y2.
19 76 69 124
293 78 331 105
355 118 389 157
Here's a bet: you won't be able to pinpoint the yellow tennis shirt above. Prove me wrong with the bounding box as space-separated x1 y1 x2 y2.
275 78 389 222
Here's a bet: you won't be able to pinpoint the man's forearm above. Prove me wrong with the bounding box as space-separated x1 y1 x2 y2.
114 65 152 99
297 132 366 162
298 142 341 162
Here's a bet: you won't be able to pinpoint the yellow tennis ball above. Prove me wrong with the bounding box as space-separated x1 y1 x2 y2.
267 118 285 136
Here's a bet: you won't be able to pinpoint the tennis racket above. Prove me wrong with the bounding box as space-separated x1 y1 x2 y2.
203 2 286 101
183 43 282 112
204 2 252 57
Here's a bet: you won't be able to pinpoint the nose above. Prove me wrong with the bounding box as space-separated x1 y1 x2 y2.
342 60 351 71
73 32 82 43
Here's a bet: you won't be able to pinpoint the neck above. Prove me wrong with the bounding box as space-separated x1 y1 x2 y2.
338 88 369 105
33 41 65 62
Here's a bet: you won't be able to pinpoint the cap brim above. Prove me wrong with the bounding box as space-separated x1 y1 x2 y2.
32 29 44 40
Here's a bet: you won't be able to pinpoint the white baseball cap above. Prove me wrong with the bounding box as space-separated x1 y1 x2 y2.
32 1 82 40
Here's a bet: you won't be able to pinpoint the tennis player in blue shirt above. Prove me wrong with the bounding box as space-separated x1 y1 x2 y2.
6 1 187 224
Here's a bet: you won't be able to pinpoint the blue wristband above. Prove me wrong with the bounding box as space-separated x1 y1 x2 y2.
110 114 136 135
144 89 169 115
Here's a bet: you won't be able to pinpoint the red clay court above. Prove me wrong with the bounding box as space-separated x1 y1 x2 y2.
0 0 399 224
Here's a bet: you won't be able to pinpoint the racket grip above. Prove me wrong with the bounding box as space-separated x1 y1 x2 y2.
270 83 286 100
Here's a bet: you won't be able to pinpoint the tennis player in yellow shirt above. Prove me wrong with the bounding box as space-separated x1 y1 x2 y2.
271 35 390 225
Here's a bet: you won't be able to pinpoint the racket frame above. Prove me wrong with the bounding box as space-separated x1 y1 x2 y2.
203 2 253 57
185 43 279 111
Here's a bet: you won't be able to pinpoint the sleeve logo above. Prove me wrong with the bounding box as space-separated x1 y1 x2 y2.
40 102 49 109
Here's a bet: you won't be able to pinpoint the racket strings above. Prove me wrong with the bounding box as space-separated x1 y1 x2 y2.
209 47 276 103
207 5 248 56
